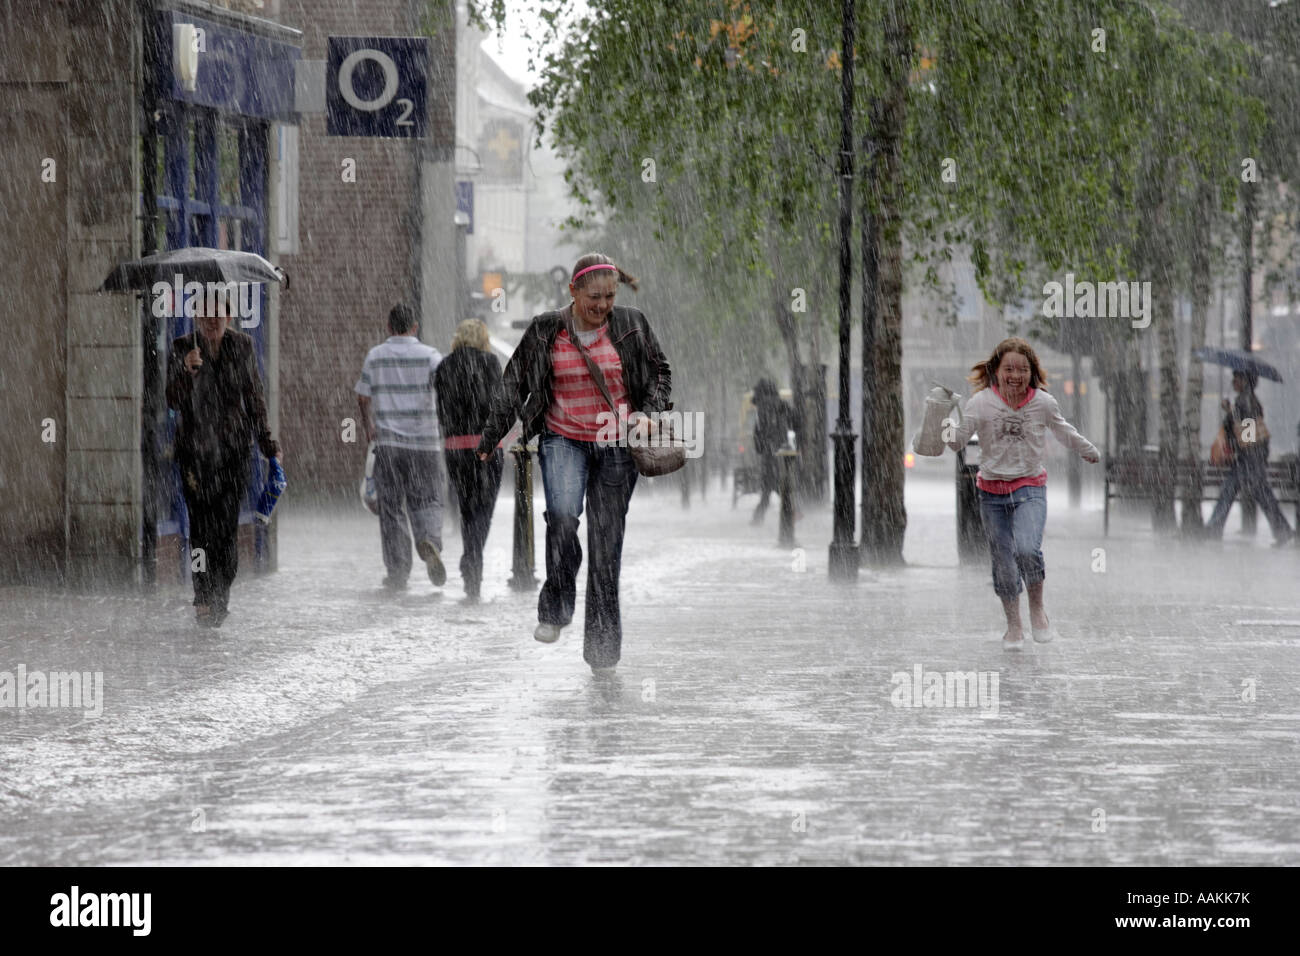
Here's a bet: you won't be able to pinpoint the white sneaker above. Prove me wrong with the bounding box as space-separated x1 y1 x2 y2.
534 622 561 644
1032 623 1058 644
1003 631 1025 651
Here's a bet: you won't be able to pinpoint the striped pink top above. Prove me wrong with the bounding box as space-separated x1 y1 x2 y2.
545 326 630 442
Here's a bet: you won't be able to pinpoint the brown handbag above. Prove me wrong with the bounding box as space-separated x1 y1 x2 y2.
1210 427 1233 466
564 316 686 477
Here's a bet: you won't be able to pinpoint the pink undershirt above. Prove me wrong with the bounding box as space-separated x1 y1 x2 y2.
975 386 1048 494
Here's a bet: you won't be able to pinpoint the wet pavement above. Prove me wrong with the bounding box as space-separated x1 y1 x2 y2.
1 471 1297 865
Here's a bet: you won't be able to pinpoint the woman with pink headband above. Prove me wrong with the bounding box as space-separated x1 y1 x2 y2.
477 253 673 674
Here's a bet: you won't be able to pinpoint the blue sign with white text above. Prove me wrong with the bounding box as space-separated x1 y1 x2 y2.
155 12 300 121
327 36 429 137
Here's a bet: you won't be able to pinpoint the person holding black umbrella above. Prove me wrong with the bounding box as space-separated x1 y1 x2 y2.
166 287 280 627
1206 370 1294 546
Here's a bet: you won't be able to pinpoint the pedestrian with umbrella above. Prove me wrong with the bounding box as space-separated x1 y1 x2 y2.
166 286 280 627
101 247 286 626
1195 349 1294 546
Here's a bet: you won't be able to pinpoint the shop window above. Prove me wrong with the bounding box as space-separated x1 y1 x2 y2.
218 122 241 210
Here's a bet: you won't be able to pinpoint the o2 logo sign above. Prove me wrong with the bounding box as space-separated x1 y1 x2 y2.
326 36 429 138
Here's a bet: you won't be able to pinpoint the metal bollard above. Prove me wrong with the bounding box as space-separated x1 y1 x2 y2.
509 443 538 591
777 448 797 548
955 442 988 565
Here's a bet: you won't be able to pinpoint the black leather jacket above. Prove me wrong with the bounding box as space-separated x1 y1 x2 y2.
477 305 672 454
166 329 278 475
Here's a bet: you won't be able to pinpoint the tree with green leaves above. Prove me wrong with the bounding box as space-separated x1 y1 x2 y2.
521 0 1265 563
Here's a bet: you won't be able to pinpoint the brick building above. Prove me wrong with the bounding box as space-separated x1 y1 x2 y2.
278 0 457 500
0 0 458 586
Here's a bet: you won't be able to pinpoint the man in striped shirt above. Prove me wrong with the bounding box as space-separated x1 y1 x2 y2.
355 304 447 589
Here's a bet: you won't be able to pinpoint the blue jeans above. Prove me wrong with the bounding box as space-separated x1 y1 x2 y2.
979 485 1047 600
537 430 638 667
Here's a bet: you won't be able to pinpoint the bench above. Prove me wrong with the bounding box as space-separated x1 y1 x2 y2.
1103 449 1300 535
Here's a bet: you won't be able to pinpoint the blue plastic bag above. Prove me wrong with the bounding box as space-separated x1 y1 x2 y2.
255 456 287 524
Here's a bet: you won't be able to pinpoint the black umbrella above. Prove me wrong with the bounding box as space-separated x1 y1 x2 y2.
1192 347 1283 383
99 246 287 292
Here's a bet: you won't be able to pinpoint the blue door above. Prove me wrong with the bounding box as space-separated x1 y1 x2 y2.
153 103 272 583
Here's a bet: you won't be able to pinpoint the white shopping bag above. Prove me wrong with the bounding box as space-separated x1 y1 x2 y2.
912 384 961 457
359 442 379 515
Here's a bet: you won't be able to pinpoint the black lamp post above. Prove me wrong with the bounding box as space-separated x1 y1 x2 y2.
828 0 859 580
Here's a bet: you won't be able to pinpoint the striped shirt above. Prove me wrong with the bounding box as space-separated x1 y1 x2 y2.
545 325 629 442
355 336 444 450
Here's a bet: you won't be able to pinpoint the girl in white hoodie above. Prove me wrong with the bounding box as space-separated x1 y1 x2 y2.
947 338 1100 649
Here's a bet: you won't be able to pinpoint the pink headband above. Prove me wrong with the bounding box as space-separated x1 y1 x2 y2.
572 263 618 282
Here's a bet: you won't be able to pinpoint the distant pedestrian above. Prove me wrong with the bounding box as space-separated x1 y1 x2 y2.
1206 370 1294 546
477 253 672 673
435 319 504 602
355 304 447 590
750 377 790 524
946 337 1099 650
167 290 280 628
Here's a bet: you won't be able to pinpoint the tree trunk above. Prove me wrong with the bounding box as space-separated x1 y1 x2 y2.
863 6 910 566
1240 182 1255 352
1180 182 1213 534
772 273 807 478
860 104 880 558
1110 337 1147 455
804 361 828 502
799 307 825 501
1239 182 1258 534
1153 251 1180 531
1135 158 1180 532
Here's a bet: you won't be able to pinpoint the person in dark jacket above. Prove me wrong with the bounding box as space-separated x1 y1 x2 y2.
1207 370 1294 545
477 253 672 673
750 377 790 524
166 291 280 627
436 319 504 601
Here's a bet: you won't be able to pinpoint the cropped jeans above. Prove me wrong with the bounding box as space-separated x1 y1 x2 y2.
537 430 639 667
978 484 1047 600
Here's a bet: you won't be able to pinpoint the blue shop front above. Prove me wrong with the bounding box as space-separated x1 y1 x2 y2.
141 6 300 585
